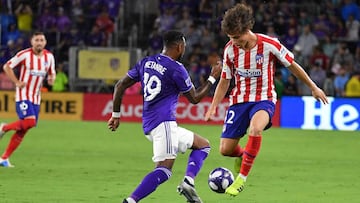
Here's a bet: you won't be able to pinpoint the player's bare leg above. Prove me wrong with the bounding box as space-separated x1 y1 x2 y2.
226 110 268 196
219 137 243 175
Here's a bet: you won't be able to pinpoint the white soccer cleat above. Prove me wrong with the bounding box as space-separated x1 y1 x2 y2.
0 158 14 168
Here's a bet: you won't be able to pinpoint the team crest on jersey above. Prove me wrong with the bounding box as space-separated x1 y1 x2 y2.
256 54 264 64
44 61 49 67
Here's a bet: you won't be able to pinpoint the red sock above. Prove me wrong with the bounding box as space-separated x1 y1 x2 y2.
240 135 262 177
230 145 244 157
1 130 27 159
3 119 36 132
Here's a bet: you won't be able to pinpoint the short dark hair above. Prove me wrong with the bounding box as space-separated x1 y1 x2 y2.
221 3 255 35
162 30 185 47
31 31 45 37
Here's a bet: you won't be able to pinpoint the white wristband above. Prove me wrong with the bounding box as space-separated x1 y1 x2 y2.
207 76 216 84
112 112 121 118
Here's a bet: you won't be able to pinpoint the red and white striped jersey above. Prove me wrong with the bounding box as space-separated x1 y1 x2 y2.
222 33 294 105
6 48 56 105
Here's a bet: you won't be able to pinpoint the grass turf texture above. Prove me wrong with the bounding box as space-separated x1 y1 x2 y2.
0 120 359 203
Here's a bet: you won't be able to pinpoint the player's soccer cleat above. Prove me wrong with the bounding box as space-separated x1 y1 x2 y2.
234 156 243 175
0 123 6 139
0 158 14 167
225 175 245 196
177 179 203 203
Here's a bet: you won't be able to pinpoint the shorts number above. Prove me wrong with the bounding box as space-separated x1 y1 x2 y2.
225 110 235 124
144 72 161 101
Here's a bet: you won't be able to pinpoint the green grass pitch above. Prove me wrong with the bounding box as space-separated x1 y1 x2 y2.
0 120 359 203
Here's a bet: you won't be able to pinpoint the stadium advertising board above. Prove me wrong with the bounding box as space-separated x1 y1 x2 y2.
0 91 83 120
0 91 16 118
78 50 130 79
83 93 281 126
83 93 142 122
281 96 360 131
83 93 226 124
41 92 83 120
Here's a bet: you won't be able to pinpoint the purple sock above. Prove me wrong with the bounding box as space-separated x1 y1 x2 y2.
186 147 210 178
131 166 172 202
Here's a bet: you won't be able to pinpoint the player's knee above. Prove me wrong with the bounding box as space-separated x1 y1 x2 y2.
248 126 264 136
219 145 233 156
21 119 36 130
17 129 28 137
200 138 210 148
193 134 210 149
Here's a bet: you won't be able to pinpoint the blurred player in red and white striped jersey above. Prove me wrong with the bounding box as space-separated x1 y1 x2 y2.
0 31 56 167
205 3 328 196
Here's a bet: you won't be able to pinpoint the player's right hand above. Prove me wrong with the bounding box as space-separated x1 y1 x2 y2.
15 81 26 88
107 117 120 131
204 106 216 121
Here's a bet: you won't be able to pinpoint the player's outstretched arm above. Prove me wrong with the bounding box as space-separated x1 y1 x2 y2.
108 75 137 131
183 61 222 104
288 61 329 104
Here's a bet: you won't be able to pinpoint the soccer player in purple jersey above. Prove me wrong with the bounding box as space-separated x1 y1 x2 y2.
107 30 222 203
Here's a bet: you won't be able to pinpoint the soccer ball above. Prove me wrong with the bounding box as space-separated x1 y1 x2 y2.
208 167 234 193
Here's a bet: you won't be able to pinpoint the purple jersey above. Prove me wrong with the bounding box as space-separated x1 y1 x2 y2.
127 54 193 134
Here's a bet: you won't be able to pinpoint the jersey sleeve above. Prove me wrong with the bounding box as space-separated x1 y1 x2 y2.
48 53 56 78
127 60 142 82
173 65 193 93
222 45 233 79
6 52 25 69
272 39 294 67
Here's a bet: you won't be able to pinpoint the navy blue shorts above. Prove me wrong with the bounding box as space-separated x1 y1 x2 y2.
221 100 275 139
16 100 40 122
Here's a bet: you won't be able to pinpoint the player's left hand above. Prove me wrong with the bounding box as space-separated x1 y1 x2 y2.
47 76 55 85
107 117 120 131
312 87 329 104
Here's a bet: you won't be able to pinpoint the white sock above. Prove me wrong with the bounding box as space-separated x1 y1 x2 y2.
239 173 247 182
184 175 195 186
126 197 136 203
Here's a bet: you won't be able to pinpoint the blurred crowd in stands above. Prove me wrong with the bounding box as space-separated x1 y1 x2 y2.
0 0 360 97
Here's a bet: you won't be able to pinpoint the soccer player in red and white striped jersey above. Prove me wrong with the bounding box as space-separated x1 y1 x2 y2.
205 3 328 196
0 31 56 167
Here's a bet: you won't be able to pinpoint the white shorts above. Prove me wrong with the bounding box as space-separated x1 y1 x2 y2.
145 121 194 162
